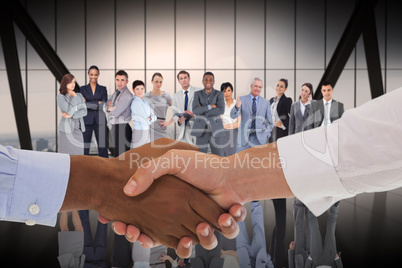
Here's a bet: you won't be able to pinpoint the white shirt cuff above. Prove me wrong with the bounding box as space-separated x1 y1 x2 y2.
277 126 354 216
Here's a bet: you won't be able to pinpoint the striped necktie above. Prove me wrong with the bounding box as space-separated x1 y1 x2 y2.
251 97 256 130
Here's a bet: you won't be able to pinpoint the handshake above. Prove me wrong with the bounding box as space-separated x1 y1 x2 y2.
61 138 287 257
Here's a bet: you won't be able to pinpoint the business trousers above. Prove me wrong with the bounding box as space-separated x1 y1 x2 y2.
83 123 109 157
292 198 310 265
236 132 261 153
195 124 224 156
191 231 224 268
109 123 132 268
308 202 340 266
269 199 287 268
179 125 196 145
220 128 238 156
236 201 273 268
110 123 132 158
78 210 108 268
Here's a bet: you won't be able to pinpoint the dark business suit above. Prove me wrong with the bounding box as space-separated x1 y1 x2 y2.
80 84 108 157
191 88 225 156
307 99 344 129
268 94 292 142
268 94 292 268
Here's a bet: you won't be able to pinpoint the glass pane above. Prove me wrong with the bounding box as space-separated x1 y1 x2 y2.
116 0 145 70
27 0 56 70
0 71 20 148
326 0 355 69
57 0 85 71
386 70 402 93
356 35 367 69
87 0 115 70
387 0 402 68
332 70 355 111
205 0 235 69
236 0 265 69
27 70 57 151
296 0 325 69
176 0 205 69
266 0 295 69
146 0 175 70
356 70 371 107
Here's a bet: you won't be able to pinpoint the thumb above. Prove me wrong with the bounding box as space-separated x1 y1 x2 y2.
123 150 182 196
123 164 156 196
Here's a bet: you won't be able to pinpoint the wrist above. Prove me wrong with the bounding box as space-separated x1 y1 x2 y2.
62 156 114 212
227 143 292 204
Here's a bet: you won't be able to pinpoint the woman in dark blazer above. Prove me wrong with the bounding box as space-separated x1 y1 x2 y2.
269 78 293 142
268 78 292 268
80 65 109 157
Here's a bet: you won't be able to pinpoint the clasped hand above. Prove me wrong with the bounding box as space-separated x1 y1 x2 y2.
97 139 246 257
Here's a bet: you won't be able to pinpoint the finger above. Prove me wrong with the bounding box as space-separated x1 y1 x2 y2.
112 221 128 236
124 150 186 197
218 214 239 239
125 225 141 243
176 237 193 258
137 233 158 248
196 223 218 250
98 214 111 224
229 203 247 222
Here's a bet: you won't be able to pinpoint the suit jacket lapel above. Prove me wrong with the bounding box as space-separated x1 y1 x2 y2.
330 99 338 119
247 95 252 115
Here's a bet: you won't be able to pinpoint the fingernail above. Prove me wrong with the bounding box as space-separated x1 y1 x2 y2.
222 218 231 227
184 241 192 248
126 232 133 239
124 179 137 195
233 209 241 218
200 228 210 237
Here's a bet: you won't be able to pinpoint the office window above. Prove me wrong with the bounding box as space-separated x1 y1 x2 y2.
236 0 265 69
176 0 205 69
116 0 145 70
146 0 175 70
86 0 115 70
205 0 235 69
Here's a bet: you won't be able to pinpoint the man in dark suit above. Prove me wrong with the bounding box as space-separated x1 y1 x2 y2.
191 72 225 156
307 81 344 129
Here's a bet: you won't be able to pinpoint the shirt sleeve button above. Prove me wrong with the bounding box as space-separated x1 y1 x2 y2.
29 204 40 215
25 220 36 226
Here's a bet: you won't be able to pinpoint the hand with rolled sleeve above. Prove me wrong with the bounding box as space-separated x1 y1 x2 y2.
113 87 402 245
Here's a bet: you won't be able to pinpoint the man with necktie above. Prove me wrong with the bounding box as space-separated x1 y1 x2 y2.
230 77 273 152
307 81 344 129
172 70 201 144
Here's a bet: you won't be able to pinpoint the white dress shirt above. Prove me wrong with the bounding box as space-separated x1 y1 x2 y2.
222 99 237 125
278 88 402 216
321 98 333 126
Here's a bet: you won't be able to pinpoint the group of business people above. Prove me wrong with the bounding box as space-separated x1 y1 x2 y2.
56 66 345 268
